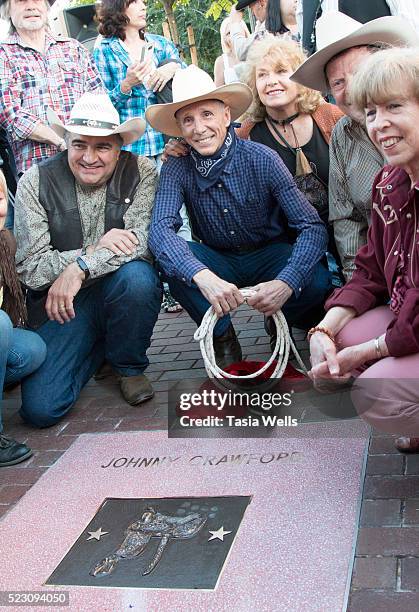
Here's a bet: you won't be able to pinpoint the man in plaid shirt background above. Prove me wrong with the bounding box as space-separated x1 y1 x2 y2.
0 0 103 182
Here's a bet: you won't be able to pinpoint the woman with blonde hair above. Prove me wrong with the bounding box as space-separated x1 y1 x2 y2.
238 35 342 263
239 36 341 212
214 17 249 86
309 47 419 452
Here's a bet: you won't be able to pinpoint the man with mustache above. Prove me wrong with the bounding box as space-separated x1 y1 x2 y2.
13 93 162 427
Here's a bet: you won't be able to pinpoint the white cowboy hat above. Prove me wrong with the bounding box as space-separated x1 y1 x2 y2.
47 92 146 145
290 13 419 93
145 65 253 137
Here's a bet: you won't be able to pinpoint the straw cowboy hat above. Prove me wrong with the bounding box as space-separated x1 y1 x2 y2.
145 65 253 138
290 12 419 93
47 93 146 146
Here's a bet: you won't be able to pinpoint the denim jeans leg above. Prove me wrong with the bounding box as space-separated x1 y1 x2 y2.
166 242 237 337
281 262 332 329
4 200 14 231
20 286 105 428
239 242 332 329
0 310 13 433
5 329 47 385
99 260 162 377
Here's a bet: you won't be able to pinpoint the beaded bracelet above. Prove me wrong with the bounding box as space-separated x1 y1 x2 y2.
307 326 336 344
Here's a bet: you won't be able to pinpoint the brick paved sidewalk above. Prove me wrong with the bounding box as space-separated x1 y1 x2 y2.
1 306 419 609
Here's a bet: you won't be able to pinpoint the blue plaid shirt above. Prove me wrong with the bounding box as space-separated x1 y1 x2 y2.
93 34 183 157
149 139 328 296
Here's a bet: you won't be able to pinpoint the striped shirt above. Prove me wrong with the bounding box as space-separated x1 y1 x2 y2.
93 34 184 157
0 30 103 174
149 138 328 295
328 116 384 280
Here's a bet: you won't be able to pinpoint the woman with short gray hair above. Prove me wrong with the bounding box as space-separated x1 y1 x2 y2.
308 46 419 452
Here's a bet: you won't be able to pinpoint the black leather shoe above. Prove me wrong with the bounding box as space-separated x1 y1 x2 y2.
213 325 242 370
395 437 419 453
0 435 33 467
265 316 297 354
265 316 277 353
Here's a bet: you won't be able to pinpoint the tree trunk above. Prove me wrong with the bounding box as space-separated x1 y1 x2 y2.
160 0 179 45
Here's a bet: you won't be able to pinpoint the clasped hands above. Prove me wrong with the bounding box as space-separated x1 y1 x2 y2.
308 332 380 384
193 269 293 318
46 229 138 324
124 61 178 93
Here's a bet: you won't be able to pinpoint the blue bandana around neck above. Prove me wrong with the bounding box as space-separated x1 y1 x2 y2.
190 124 237 191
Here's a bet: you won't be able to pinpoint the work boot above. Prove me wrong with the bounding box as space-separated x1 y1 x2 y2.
120 373 154 405
213 325 242 370
0 434 33 467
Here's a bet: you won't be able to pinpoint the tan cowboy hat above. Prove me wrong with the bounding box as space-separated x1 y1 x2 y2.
145 65 253 137
47 92 146 145
290 12 419 93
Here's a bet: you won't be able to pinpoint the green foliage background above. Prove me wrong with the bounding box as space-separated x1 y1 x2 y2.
148 0 223 74
69 0 248 75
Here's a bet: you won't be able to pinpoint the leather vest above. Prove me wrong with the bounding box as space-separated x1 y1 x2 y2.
27 150 141 328
38 150 140 250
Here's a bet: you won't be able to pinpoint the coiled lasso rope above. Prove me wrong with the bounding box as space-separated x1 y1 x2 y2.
194 288 308 380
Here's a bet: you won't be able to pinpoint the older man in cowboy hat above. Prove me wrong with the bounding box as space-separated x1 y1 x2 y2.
291 12 418 280
0 0 103 226
14 93 162 428
147 66 330 368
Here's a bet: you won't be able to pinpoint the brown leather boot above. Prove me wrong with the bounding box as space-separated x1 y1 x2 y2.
120 374 154 405
213 325 242 370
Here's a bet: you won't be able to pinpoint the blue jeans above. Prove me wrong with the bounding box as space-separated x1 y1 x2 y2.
0 310 46 433
167 241 332 336
20 261 162 428
4 201 14 230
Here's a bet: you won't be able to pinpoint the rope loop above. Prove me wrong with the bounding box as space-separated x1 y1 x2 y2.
194 288 307 380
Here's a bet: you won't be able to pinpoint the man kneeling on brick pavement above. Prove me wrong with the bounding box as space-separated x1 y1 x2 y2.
147 66 330 369
14 93 162 428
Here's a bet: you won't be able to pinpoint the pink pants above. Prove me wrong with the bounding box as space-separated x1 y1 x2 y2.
337 306 419 435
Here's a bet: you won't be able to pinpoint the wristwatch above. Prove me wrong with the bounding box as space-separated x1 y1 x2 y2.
76 256 90 280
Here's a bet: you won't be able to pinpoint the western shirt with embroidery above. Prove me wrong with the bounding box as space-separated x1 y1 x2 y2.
326 165 419 357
